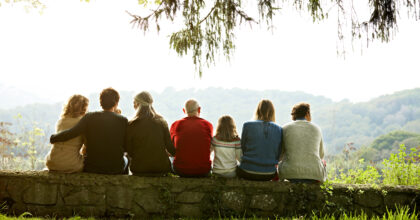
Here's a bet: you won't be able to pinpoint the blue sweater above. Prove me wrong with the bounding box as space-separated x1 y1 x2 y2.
239 120 282 173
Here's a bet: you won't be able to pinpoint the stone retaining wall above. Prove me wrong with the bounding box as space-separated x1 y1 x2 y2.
0 171 418 218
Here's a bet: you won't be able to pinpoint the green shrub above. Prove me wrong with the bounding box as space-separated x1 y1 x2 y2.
382 145 420 186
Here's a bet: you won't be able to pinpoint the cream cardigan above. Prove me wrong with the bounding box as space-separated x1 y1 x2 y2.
278 120 326 182
45 116 84 173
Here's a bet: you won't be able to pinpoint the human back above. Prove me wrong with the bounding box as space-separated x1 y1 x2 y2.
239 120 282 172
211 115 242 178
82 111 127 173
46 94 88 173
279 102 326 183
170 99 213 177
50 88 128 175
126 91 175 176
237 99 282 181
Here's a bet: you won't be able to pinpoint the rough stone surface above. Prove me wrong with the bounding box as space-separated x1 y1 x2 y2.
354 190 383 208
107 186 133 209
221 191 246 212
176 191 205 203
0 171 419 218
22 183 58 205
384 192 414 208
250 194 277 211
62 186 105 206
0 180 7 200
133 189 165 214
178 204 202 217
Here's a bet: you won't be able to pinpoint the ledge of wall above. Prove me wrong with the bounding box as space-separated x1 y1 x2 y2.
0 171 419 218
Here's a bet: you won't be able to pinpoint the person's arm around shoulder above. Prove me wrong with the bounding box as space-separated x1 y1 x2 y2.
50 113 89 144
161 118 176 156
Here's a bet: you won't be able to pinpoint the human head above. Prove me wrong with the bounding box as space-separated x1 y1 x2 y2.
62 94 89 118
100 87 120 111
183 99 200 117
254 99 275 122
132 91 159 120
134 91 153 109
291 102 311 121
215 115 239 142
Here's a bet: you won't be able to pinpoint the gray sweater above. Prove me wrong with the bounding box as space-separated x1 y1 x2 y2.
278 120 326 182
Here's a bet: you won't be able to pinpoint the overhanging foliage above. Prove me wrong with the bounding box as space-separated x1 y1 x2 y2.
128 0 420 76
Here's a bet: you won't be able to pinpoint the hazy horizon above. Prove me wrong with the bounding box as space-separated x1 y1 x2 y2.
1 85 419 110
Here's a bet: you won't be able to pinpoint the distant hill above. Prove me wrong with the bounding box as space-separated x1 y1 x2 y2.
1 87 420 156
356 130 420 162
0 84 52 109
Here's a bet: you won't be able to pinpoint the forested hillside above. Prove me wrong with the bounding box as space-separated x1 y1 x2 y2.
1 87 420 157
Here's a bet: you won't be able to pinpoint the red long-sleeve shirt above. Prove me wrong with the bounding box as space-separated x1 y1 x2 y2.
170 116 213 175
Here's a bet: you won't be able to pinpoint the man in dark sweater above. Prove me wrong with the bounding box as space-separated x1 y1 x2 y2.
50 88 128 174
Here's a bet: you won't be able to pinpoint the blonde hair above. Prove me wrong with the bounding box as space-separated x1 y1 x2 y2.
62 95 89 118
254 99 275 122
215 115 239 142
131 91 161 121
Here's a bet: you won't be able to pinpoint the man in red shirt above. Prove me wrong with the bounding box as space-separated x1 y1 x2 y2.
170 99 213 177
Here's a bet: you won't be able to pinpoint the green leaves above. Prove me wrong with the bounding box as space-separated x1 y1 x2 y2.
127 0 419 76
382 144 420 186
329 144 420 186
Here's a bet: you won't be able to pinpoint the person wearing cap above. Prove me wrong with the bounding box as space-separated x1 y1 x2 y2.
278 102 327 183
125 91 176 176
50 88 129 175
170 99 213 177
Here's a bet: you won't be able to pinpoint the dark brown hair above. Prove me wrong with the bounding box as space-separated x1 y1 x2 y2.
62 94 89 118
254 99 275 122
215 115 239 142
291 102 310 120
100 87 120 110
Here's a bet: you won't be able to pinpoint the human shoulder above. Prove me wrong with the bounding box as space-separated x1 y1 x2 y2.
154 116 169 128
267 121 281 128
282 121 295 129
308 121 322 132
109 112 128 124
56 116 82 131
171 117 183 126
199 117 212 127
242 120 260 127
114 112 128 120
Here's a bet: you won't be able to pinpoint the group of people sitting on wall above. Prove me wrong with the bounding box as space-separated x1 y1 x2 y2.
46 87 327 183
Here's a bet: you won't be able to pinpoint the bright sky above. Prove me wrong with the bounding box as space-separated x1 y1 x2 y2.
0 0 419 103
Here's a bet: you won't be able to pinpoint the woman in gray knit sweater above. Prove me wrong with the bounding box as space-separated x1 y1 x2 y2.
278 102 327 183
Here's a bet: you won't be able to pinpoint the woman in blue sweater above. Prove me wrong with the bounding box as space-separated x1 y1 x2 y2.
237 99 282 181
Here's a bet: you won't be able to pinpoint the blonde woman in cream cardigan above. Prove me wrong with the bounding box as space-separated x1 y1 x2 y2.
278 102 327 183
45 95 89 173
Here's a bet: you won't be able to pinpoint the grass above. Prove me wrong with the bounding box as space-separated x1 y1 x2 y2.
0 206 418 220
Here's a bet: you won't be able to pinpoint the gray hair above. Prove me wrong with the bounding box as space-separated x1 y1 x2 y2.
185 99 200 114
131 91 160 122
134 91 153 107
